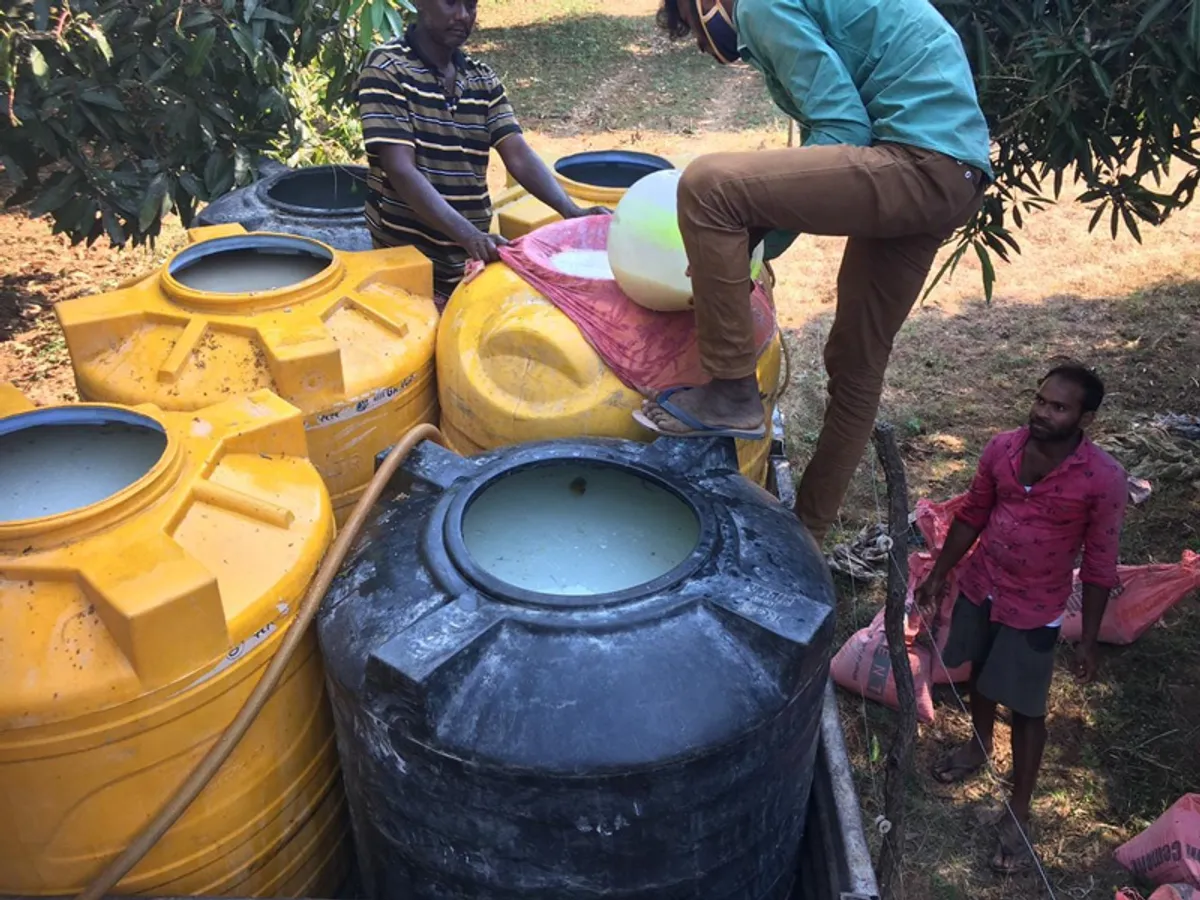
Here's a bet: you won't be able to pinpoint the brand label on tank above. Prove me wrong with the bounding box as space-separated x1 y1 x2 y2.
307 374 417 430
178 620 280 694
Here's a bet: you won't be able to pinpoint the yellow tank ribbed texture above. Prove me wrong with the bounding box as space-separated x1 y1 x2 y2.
55 224 439 524
437 264 782 484
0 388 348 896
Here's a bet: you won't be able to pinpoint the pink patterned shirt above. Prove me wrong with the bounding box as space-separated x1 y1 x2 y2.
956 426 1128 629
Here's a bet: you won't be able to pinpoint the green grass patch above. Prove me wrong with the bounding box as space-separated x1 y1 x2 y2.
784 277 1200 898
473 4 781 133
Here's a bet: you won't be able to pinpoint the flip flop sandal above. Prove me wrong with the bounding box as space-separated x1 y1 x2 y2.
991 817 1036 875
633 387 767 441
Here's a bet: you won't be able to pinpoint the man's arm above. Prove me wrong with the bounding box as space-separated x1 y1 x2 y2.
496 134 607 219
739 3 872 147
376 144 505 263
914 438 1001 612
1073 465 1129 681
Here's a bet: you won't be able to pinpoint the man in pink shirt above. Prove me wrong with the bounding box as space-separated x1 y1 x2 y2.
915 364 1127 874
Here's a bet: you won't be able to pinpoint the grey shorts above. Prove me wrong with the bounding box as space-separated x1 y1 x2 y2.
941 594 1060 718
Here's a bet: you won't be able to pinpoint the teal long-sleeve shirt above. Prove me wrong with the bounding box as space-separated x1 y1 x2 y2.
734 0 994 180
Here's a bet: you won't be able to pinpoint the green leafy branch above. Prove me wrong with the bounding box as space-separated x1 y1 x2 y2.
928 0 1200 300
0 0 411 247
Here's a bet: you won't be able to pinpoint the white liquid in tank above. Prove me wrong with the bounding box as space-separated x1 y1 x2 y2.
173 249 329 293
462 465 699 595
549 249 614 281
0 424 167 521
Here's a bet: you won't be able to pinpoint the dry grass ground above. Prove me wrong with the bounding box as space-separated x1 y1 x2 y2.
1 1 1198 897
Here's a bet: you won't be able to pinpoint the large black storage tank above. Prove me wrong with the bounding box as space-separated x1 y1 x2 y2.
318 437 836 899
195 164 372 250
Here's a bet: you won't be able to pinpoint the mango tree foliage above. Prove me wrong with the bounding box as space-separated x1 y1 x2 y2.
0 0 410 246
934 0 1200 297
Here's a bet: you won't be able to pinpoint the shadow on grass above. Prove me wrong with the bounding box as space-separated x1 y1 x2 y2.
781 277 1200 899
0 272 54 343
472 13 780 134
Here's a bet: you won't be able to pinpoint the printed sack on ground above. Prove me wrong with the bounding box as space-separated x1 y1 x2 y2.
1116 885 1198 900
1061 551 1200 645
1114 794 1200 888
830 605 936 724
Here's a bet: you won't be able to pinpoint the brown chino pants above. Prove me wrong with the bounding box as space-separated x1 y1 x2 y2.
677 142 985 543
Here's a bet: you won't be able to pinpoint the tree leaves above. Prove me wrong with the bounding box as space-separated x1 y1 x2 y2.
184 28 216 77
3 0 414 246
28 45 48 80
79 87 125 111
138 172 170 231
78 20 113 63
928 0 1200 299
27 171 81 218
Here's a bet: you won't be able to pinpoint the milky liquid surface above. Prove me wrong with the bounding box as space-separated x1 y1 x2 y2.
462 465 699 596
549 249 614 280
0 424 167 521
173 249 329 293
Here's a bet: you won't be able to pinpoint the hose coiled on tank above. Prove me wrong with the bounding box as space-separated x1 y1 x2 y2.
75 423 445 900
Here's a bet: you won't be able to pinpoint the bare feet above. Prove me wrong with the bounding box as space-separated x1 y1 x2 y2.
931 740 989 784
639 377 764 436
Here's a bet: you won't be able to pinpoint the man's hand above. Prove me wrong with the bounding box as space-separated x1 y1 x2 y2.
913 573 946 620
1072 640 1099 683
458 230 509 263
562 203 612 219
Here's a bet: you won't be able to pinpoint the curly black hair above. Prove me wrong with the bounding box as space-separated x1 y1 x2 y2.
657 0 692 39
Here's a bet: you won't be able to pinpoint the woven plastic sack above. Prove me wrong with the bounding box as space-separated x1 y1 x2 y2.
831 552 962 722
1116 885 1197 900
487 215 777 394
1115 794 1200 888
830 607 936 725
1060 551 1200 644
912 493 969 551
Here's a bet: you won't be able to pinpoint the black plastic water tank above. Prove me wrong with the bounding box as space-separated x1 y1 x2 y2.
318 437 835 899
195 164 372 250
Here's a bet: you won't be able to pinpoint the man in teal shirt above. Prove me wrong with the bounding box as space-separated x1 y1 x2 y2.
639 0 991 547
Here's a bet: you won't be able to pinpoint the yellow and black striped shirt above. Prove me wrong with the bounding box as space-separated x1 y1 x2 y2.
358 30 522 296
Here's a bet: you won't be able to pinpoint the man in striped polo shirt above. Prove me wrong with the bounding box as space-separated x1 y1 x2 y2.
359 0 607 302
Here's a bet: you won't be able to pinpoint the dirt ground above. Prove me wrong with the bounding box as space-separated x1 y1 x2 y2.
2 1 1198 897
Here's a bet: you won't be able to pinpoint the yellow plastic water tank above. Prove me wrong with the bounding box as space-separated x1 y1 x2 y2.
493 149 692 239
55 224 439 524
437 263 782 484
0 388 347 896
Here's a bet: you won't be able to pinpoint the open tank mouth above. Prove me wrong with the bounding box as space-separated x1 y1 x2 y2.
554 151 674 190
169 234 333 294
0 407 168 522
263 166 369 216
447 460 709 607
